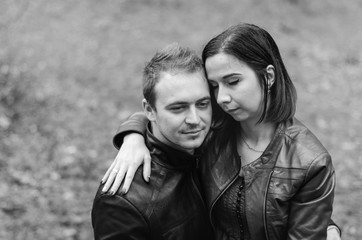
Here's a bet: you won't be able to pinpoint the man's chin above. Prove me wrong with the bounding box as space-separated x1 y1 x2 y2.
179 139 204 150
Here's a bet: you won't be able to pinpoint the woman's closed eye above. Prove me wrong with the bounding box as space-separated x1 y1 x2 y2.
227 78 240 86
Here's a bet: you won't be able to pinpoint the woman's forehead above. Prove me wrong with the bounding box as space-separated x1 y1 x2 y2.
205 53 251 81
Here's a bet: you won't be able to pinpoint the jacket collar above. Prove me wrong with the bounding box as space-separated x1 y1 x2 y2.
145 124 198 170
259 120 286 166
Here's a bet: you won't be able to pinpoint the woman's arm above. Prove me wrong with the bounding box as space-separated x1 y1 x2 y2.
101 112 151 194
112 112 149 149
287 152 335 240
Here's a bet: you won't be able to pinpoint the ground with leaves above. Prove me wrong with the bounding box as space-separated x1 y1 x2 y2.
0 0 361 239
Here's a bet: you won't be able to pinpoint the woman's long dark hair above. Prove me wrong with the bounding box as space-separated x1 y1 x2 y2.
202 23 297 153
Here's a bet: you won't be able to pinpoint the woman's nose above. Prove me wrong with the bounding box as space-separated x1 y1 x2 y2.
216 86 231 105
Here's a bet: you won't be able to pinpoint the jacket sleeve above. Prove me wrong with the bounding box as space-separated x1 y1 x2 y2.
113 112 148 149
92 193 150 240
287 152 335 240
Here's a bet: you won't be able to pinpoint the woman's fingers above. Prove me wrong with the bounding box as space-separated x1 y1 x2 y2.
142 153 152 183
121 163 140 194
102 167 120 193
109 164 127 194
101 160 115 184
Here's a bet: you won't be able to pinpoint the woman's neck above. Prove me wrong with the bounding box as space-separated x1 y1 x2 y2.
237 120 277 167
240 120 276 143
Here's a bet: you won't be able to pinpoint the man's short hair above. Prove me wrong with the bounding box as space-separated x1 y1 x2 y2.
143 43 204 109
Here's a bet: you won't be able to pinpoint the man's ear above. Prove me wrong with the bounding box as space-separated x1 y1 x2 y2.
142 99 156 122
265 65 275 88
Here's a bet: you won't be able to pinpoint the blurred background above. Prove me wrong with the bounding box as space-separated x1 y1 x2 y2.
0 0 361 239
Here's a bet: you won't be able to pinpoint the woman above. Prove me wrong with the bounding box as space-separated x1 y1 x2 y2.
102 23 339 239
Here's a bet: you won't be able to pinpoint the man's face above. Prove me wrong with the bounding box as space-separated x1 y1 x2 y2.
144 71 212 154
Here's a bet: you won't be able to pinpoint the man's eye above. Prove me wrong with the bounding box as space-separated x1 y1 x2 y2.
170 106 184 112
197 100 210 108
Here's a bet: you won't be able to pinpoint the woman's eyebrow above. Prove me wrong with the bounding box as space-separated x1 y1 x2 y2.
208 73 240 82
222 73 241 80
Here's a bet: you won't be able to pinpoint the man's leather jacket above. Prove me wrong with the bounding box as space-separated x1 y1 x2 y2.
92 125 213 240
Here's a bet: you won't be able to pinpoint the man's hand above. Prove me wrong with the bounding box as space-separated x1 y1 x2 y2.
101 133 151 194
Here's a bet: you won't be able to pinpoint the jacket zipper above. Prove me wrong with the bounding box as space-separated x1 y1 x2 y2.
190 167 208 215
263 170 274 240
209 171 239 231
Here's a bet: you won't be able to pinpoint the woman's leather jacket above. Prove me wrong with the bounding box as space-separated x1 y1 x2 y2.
201 118 335 240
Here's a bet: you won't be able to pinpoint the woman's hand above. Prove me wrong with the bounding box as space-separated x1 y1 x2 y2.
101 133 151 194
327 226 342 240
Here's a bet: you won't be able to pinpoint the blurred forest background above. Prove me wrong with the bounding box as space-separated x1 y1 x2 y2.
1 0 361 239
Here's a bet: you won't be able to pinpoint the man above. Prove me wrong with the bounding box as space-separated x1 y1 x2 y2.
92 43 214 240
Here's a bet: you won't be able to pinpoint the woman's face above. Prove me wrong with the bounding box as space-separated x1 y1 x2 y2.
205 53 264 123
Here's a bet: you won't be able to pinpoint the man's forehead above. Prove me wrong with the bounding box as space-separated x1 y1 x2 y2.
160 70 206 79
154 71 210 105
157 71 208 87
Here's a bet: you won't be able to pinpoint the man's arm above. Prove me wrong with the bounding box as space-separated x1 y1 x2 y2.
92 190 149 240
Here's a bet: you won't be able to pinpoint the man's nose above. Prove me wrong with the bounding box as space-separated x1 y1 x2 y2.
185 107 201 125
